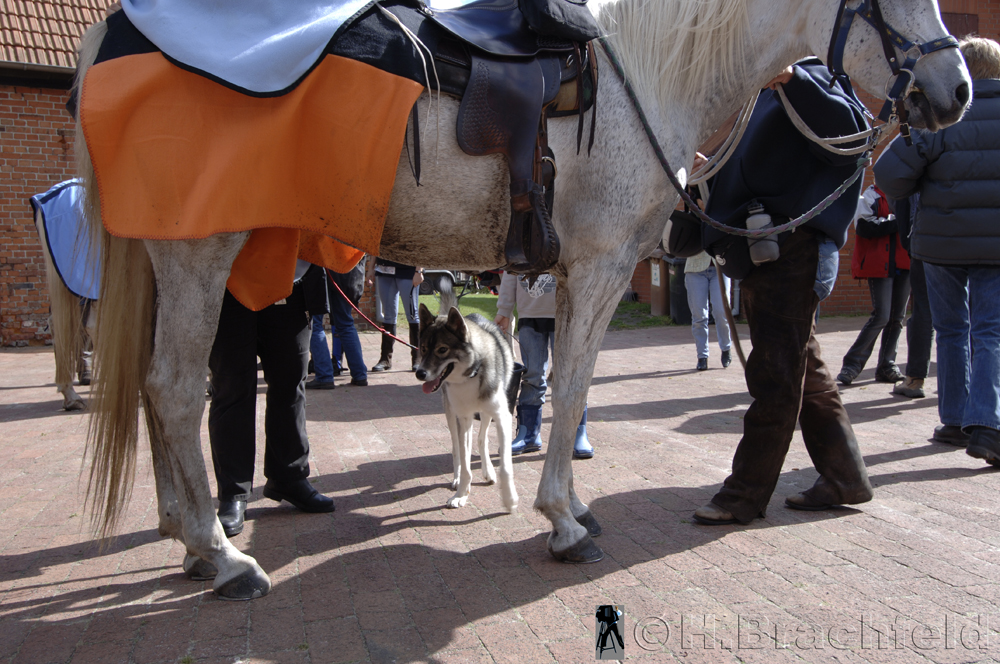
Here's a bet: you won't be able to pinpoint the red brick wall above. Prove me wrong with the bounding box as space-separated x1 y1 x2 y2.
0 84 76 346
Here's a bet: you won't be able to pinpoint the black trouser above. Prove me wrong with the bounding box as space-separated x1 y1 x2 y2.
841 270 911 375
904 259 934 379
208 286 311 501
712 230 872 523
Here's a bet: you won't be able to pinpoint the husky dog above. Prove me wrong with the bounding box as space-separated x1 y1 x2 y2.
415 298 517 512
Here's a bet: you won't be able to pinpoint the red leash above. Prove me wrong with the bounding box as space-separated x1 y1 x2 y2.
325 271 416 349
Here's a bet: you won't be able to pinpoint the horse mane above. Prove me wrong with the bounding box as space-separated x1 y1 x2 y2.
594 0 751 110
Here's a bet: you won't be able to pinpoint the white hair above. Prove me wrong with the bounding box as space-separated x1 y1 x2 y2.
594 0 751 109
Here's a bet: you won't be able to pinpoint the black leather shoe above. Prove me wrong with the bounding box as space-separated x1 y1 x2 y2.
721 350 732 368
305 378 335 390
875 364 904 384
218 499 246 538
837 369 856 386
967 427 1000 467
933 424 971 447
263 479 335 513
696 358 708 371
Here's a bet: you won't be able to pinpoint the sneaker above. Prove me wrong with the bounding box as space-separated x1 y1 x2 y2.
721 350 732 368
967 427 1000 467
696 358 708 371
350 378 368 387
933 424 970 447
892 377 925 398
837 369 856 386
305 378 335 390
875 365 904 383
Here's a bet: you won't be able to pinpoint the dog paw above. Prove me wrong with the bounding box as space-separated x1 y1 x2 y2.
446 495 468 508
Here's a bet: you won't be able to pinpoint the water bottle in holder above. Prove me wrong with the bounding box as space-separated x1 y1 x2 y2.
746 201 780 265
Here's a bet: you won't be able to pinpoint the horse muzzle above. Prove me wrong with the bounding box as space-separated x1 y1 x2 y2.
904 51 972 131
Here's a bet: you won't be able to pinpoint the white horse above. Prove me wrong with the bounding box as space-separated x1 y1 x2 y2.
76 0 969 599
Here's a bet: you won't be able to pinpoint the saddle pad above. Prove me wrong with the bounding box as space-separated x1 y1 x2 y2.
30 180 101 300
82 46 423 310
120 0 374 94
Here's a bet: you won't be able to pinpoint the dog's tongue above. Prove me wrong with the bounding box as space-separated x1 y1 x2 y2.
422 377 441 394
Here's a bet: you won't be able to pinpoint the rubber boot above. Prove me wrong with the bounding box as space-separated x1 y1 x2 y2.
409 325 420 371
573 406 594 459
510 404 543 455
371 324 395 372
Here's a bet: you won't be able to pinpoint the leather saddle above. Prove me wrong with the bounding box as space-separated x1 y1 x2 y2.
417 0 600 276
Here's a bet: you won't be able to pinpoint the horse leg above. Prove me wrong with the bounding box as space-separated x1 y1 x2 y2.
143 234 269 599
478 415 497 485
36 213 86 411
536 259 633 562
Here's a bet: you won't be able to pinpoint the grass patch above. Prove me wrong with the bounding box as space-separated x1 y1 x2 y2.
608 301 675 330
401 292 501 326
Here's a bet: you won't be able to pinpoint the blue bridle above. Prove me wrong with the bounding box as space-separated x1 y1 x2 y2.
827 0 959 142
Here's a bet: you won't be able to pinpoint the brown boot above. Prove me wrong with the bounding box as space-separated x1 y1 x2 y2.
892 376 925 398
371 324 395 372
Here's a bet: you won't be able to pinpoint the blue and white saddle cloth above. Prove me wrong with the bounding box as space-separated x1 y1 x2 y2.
120 0 476 94
30 180 100 300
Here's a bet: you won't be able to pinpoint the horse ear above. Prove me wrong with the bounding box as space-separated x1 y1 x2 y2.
445 306 467 337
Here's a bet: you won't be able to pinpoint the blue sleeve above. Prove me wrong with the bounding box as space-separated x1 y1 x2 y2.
873 132 933 200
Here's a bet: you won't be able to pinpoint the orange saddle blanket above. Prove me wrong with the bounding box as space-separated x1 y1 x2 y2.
81 52 423 309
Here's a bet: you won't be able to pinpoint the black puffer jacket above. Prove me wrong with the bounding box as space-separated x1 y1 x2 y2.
874 79 1000 265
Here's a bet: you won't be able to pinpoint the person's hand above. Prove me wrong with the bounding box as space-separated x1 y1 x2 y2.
495 315 510 333
765 66 794 90
692 151 708 171
413 269 424 287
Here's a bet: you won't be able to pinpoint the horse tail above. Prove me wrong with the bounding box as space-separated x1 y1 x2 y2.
36 210 83 390
75 16 158 539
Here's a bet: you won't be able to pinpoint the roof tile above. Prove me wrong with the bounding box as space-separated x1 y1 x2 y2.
1 0 111 68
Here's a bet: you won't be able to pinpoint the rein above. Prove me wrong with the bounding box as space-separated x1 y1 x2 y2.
597 37 877 240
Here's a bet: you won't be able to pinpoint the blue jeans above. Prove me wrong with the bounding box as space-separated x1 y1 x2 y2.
517 324 554 407
330 288 367 381
375 275 419 325
309 314 335 382
684 267 732 359
925 263 1000 431
813 237 840 301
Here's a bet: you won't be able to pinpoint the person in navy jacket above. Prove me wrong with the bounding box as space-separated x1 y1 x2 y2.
695 59 874 525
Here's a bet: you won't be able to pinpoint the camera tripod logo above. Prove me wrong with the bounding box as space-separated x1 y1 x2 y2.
595 605 625 660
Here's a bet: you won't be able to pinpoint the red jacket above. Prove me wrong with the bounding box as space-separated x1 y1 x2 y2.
851 189 910 278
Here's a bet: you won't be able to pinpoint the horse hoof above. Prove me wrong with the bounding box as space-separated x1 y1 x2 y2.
575 509 603 538
214 568 271 600
63 399 85 412
548 534 605 564
183 555 217 581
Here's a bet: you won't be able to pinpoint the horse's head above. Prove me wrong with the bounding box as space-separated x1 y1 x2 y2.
810 0 971 131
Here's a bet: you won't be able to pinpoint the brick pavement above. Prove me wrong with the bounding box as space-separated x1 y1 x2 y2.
0 317 998 663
